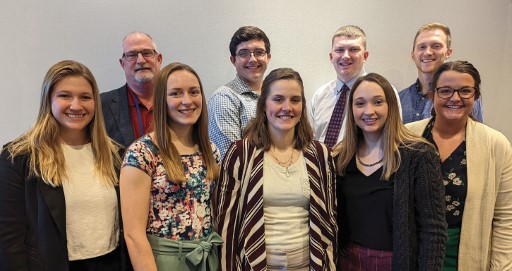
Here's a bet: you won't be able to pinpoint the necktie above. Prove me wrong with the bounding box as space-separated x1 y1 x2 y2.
324 84 349 148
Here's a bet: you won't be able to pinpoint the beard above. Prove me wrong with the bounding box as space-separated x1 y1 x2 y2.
134 70 154 83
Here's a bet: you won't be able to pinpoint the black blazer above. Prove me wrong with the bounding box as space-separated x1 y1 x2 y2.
0 145 132 271
101 85 136 148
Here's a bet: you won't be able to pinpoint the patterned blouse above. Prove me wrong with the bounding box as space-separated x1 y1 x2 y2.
123 134 221 240
424 119 468 228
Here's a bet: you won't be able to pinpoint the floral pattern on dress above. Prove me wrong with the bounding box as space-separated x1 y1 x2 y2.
425 121 468 228
122 135 221 240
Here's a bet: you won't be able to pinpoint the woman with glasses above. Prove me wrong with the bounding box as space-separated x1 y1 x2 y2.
334 73 446 270
0 60 129 270
407 60 512 270
215 68 337 271
120 62 221 271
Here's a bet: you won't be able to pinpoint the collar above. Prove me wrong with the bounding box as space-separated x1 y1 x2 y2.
335 69 366 94
126 85 140 107
234 75 260 95
414 79 429 97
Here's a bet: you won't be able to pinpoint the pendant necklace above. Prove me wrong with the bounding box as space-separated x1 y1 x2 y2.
269 148 295 177
356 151 383 167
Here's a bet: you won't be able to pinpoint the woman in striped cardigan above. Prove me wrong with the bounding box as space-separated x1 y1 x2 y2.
215 68 337 271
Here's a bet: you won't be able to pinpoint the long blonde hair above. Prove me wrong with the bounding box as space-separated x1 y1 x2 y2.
152 62 220 183
335 73 430 180
6 60 121 187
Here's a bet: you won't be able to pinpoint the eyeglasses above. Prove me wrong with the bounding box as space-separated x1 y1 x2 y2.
434 86 476 99
236 49 267 59
122 49 158 61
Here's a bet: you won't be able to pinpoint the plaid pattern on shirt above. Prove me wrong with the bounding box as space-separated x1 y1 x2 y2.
208 76 259 158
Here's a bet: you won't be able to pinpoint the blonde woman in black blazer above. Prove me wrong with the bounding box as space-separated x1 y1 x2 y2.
0 60 131 270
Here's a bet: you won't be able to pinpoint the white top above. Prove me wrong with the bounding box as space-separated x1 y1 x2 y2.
62 143 119 260
263 152 310 251
310 71 402 145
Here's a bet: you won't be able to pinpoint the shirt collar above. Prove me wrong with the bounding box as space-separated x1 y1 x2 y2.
414 79 429 97
126 85 138 107
335 69 366 94
234 75 259 95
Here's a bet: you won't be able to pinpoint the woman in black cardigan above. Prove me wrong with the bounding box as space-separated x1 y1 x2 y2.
334 73 447 270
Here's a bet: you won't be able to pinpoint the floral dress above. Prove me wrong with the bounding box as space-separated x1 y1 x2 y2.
123 135 220 240
424 120 467 228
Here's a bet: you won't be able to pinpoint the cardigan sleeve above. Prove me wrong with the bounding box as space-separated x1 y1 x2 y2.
490 133 512 270
0 149 29 271
215 140 242 271
322 143 338 270
412 144 447 271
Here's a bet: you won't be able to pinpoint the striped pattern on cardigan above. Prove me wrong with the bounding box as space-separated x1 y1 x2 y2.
215 139 337 271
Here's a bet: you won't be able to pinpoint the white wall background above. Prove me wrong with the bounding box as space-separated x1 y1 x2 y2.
1 0 511 145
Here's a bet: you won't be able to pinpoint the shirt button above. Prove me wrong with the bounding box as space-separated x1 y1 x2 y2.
415 113 420 116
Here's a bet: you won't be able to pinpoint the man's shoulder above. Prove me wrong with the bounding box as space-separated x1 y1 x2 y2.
100 85 126 100
209 78 254 107
211 77 253 96
210 83 237 98
314 79 337 94
311 79 337 104
398 81 417 96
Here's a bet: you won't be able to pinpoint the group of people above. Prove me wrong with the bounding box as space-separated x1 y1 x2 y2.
0 22 510 271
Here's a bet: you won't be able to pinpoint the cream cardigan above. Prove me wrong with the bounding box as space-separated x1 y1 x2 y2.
406 118 512 271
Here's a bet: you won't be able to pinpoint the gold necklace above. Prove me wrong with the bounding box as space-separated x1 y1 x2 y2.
269 148 294 168
356 151 383 167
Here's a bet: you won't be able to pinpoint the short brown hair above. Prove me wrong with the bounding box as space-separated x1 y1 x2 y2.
413 22 451 51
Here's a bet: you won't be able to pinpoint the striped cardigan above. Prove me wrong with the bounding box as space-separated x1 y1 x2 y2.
215 139 337 271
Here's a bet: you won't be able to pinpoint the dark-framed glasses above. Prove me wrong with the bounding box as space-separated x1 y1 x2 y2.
434 86 476 99
122 49 158 61
236 49 267 59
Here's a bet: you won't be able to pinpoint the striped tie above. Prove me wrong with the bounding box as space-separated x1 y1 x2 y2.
324 84 349 148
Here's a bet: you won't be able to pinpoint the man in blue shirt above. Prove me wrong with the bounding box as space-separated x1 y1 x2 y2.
208 26 271 158
399 22 483 123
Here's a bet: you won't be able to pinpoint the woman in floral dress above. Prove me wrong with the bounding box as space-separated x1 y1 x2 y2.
120 62 221 271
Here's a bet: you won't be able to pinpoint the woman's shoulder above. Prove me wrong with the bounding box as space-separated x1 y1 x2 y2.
399 140 437 158
303 140 333 166
126 134 158 153
470 119 510 145
307 140 329 153
466 120 511 158
0 142 29 163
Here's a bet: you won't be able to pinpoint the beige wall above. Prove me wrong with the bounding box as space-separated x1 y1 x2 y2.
1 0 511 144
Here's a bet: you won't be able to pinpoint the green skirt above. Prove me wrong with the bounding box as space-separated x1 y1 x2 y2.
443 227 460 271
147 232 223 271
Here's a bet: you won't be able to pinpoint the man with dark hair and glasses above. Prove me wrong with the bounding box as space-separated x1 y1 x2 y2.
101 32 163 147
399 22 483 124
208 25 271 158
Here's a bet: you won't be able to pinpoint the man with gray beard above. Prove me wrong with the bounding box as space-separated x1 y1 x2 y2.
101 32 163 147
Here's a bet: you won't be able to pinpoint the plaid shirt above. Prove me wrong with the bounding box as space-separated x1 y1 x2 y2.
208 75 259 158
